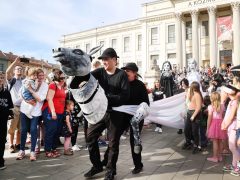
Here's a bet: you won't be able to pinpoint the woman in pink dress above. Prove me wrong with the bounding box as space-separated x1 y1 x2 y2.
206 92 227 162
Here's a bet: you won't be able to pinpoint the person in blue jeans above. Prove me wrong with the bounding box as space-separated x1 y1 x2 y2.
42 70 66 158
16 68 48 161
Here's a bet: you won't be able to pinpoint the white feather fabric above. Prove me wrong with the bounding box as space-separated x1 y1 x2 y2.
113 92 186 129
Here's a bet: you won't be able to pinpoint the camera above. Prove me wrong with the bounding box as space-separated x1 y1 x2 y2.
20 57 30 63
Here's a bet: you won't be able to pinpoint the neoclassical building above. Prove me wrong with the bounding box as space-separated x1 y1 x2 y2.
60 0 240 84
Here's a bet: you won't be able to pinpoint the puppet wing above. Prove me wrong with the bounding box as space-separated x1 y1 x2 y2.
113 92 186 129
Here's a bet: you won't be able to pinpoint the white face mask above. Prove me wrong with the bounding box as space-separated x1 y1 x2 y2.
163 63 170 71
188 60 196 70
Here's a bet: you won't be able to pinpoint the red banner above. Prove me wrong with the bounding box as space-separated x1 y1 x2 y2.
217 16 232 42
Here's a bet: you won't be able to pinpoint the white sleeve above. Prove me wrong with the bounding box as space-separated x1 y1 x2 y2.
37 83 48 102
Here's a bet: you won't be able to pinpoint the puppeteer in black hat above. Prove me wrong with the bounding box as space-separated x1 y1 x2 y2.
121 62 142 78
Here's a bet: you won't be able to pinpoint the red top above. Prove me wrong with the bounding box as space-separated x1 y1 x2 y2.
42 82 66 114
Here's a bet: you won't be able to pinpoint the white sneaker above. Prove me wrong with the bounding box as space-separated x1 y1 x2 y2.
77 144 83 149
154 127 159 132
0 165 6 170
72 145 81 151
158 128 163 133
120 135 127 140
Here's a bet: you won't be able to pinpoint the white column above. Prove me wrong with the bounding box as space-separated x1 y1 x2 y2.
191 9 199 66
182 17 187 68
207 6 217 67
232 2 240 66
142 21 148 75
175 12 183 69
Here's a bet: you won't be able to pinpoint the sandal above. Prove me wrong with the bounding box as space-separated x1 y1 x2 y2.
30 152 37 161
64 149 73 156
16 150 25 160
52 150 61 157
45 151 57 158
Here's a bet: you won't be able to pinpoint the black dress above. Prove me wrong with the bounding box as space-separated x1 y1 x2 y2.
62 111 73 137
160 72 175 98
152 88 164 101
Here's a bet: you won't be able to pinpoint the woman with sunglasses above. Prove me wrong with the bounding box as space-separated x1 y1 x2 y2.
42 70 66 158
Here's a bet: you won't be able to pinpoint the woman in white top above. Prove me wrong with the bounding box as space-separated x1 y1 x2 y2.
17 68 48 161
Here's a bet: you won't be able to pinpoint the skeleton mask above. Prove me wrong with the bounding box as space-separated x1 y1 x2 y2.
163 62 171 72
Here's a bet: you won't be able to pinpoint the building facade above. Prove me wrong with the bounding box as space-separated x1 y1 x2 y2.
60 0 240 85
0 50 57 76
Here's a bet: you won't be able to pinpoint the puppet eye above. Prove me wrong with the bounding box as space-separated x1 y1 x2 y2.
73 49 84 55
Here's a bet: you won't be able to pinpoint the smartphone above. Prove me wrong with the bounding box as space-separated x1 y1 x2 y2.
20 57 30 63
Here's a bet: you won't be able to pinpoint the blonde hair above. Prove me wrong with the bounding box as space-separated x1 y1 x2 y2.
210 92 221 113
25 67 37 77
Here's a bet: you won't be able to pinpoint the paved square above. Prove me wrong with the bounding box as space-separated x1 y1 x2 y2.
0 126 238 180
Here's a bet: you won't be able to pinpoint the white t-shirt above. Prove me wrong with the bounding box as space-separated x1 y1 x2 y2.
8 78 22 106
20 82 48 117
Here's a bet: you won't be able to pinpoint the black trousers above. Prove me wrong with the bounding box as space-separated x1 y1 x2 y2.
184 110 200 146
0 114 8 166
86 111 128 171
71 124 79 146
103 115 144 169
130 119 144 168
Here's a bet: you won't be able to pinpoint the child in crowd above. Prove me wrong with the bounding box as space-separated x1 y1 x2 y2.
206 92 227 162
200 95 211 148
62 100 74 155
21 67 38 118
152 80 165 133
66 90 83 151
221 85 240 176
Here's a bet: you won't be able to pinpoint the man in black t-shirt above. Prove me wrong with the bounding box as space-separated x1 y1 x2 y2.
84 48 130 180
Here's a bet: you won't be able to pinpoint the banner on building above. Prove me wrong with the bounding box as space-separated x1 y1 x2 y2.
217 16 232 44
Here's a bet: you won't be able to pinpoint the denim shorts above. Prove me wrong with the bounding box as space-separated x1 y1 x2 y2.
236 129 240 140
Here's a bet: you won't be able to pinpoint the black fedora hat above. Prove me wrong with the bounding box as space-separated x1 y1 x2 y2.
121 62 142 78
222 84 240 94
98 48 119 59
230 65 240 77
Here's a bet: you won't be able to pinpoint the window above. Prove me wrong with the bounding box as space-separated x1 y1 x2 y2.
151 27 158 45
0 64 3 71
99 41 104 54
167 53 176 59
85 43 90 53
137 61 142 74
75 45 80 48
137 35 142 51
168 25 175 43
124 37 130 52
186 53 192 60
186 22 192 40
150 55 159 70
111 39 117 49
202 21 209 37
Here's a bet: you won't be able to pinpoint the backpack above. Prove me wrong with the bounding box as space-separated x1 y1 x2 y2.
8 77 16 91
8 77 24 91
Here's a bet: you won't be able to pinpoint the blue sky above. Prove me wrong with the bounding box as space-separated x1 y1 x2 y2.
0 0 152 63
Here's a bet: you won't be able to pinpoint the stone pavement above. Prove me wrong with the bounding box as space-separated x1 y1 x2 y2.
0 125 239 180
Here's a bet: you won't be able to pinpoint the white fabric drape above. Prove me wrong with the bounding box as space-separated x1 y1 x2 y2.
113 92 186 129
